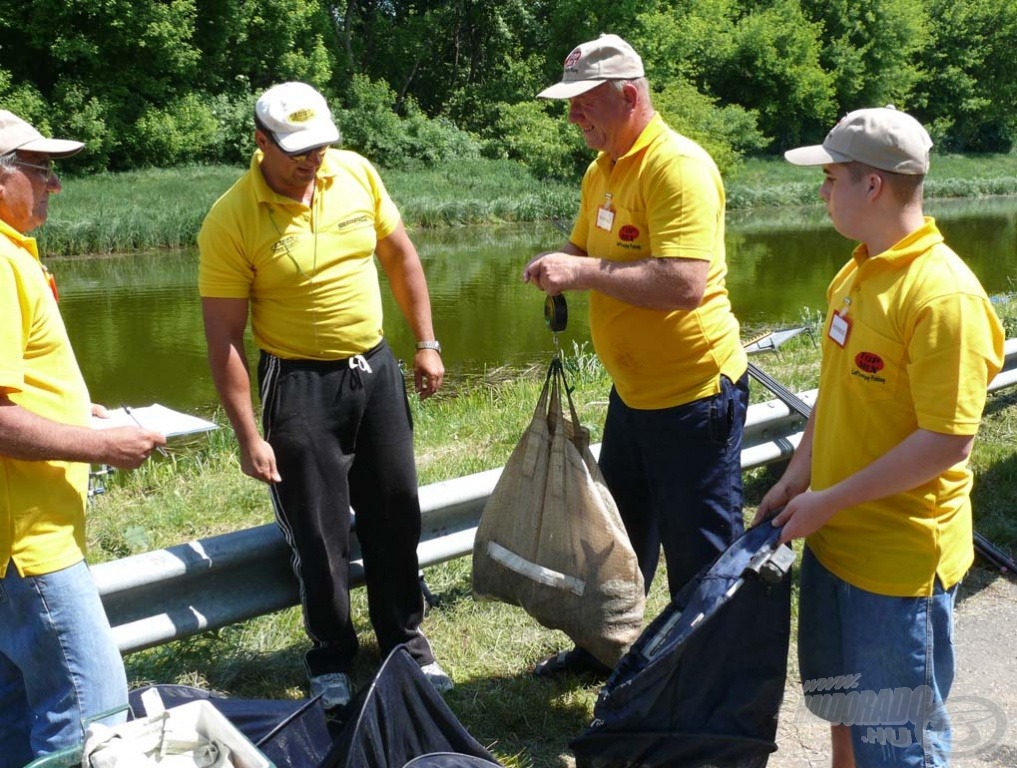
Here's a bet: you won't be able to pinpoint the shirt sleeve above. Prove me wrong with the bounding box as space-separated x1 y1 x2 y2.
197 213 254 299
909 291 1005 434
645 154 723 261
356 157 401 241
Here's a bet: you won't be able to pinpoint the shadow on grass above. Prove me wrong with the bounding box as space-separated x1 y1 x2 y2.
124 615 309 700
446 670 598 768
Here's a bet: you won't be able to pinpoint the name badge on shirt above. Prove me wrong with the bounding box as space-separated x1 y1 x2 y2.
828 310 851 347
596 206 615 231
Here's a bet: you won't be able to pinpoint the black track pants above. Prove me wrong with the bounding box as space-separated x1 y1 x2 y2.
258 341 434 676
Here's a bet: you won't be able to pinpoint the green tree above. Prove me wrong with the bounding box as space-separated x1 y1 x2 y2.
193 0 334 94
914 0 1017 152
800 0 928 114
632 0 835 150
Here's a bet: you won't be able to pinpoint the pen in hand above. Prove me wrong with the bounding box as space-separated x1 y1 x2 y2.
123 406 169 457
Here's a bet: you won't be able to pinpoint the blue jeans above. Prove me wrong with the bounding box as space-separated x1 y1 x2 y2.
598 372 749 598
0 560 128 767
798 547 957 768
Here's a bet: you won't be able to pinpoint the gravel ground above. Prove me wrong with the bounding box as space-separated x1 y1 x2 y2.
771 568 1017 768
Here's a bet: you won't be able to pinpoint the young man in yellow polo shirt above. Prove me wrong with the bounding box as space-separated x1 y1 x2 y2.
755 107 1004 768
0 111 165 767
524 34 749 678
199 83 450 709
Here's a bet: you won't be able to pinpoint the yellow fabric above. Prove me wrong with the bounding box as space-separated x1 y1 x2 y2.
809 218 1004 596
198 149 402 359
570 114 746 409
0 220 90 578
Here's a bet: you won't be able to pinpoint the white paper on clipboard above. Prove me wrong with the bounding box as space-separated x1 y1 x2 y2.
91 404 218 438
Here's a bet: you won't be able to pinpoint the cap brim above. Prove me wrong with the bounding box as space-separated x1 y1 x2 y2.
537 79 606 100
276 124 340 154
17 137 84 158
784 144 851 167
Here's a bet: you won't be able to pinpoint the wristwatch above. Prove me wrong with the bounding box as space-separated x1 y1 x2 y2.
415 340 442 354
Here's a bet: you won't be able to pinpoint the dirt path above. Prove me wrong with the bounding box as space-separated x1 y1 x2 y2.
771 569 1017 767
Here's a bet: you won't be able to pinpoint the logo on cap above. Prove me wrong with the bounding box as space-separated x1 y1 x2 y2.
288 109 316 124
563 48 582 72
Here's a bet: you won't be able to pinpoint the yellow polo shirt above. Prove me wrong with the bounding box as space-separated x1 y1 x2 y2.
570 114 746 409
0 220 91 578
198 149 402 359
809 218 1004 596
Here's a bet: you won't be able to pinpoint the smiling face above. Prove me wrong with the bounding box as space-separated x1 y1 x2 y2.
0 152 60 234
567 82 637 160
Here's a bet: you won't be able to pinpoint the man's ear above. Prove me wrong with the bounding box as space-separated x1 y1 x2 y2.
866 171 884 200
621 81 640 109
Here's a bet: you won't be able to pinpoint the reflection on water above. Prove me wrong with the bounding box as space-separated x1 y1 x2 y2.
51 197 1017 417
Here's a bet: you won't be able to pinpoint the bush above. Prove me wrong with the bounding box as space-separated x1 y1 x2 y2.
206 89 258 166
0 70 51 136
482 100 587 181
127 94 221 168
652 80 768 177
52 85 114 174
336 74 480 169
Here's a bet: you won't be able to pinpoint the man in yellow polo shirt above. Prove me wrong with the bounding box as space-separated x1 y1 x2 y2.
0 111 165 767
755 107 1004 768
524 35 749 678
198 82 450 710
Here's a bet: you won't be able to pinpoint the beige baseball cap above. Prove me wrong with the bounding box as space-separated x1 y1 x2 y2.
537 34 645 100
784 106 932 175
255 82 340 154
0 110 84 158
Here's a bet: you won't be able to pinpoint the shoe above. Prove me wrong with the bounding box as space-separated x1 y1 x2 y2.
309 671 353 709
420 661 454 693
534 648 612 680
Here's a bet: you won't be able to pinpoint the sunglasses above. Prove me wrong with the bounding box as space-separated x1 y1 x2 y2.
258 127 330 162
13 158 56 178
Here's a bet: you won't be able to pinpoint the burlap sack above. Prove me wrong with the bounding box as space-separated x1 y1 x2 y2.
472 358 644 666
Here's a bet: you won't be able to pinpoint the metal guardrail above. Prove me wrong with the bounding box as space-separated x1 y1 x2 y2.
94 339 1017 654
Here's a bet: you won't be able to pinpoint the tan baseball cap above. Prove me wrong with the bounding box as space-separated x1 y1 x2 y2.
537 34 645 100
784 106 932 175
255 82 340 154
0 110 84 158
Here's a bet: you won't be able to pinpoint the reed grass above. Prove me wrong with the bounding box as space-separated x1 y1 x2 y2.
35 154 1017 256
88 317 1017 767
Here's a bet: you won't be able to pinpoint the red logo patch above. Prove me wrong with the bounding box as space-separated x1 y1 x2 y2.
855 352 884 374
564 48 582 71
619 225 640 242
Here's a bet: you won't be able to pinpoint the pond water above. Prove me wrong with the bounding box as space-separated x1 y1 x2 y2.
52 197 1017 418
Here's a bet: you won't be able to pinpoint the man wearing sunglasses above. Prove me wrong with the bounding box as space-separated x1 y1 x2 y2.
198 83 449 710
0 111 166 766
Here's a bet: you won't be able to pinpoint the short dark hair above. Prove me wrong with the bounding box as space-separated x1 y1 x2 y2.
846 161 924 205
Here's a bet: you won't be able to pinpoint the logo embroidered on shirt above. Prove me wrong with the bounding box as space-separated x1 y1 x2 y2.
855 352 884 374
619 225 640 242
336 215 371 230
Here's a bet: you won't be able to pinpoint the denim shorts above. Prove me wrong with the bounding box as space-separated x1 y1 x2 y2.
797 546 957 768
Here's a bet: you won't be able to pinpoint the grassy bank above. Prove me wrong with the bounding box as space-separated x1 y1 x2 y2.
40 154 1017 256
90 322 1017 767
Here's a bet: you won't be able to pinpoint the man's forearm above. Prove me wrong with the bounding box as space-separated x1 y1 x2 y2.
0 401 109 463
208 343 262 447
582 257 707 310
